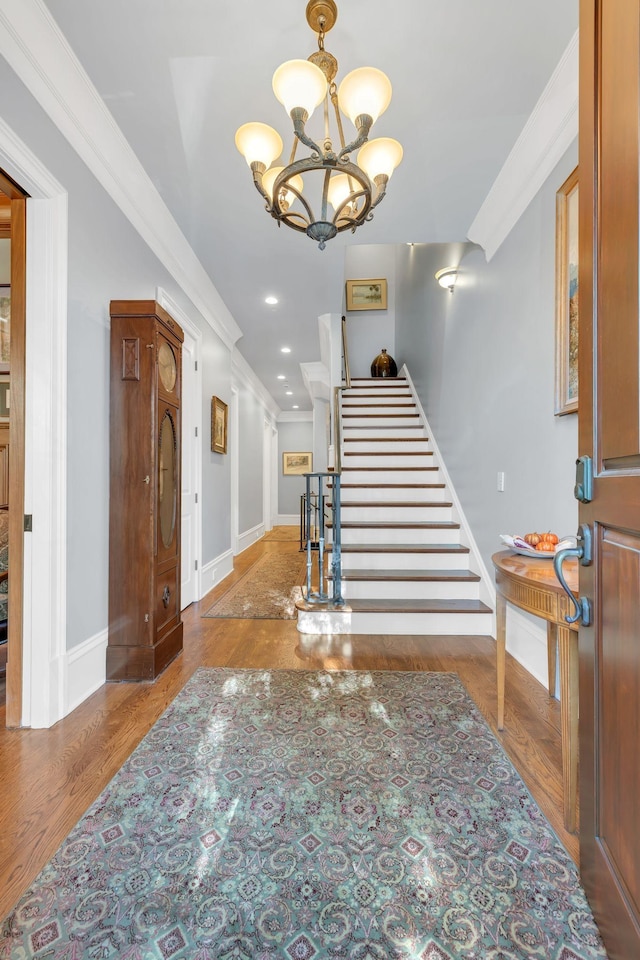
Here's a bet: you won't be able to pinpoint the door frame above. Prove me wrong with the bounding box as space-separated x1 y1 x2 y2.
0 116 68 728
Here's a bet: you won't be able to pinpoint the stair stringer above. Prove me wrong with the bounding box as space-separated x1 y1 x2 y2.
401 364 496 630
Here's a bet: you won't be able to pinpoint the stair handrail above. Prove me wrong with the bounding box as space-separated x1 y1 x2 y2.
302 471 344 606
342 315 351 389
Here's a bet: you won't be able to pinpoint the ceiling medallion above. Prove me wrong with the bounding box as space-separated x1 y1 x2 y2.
235 0 403 250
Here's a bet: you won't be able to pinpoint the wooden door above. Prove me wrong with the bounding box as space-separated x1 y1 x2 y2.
578 1 640 956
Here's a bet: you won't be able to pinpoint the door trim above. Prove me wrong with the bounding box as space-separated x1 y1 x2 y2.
0 116 68 728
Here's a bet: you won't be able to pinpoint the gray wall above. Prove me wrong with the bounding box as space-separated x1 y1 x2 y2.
0 59 245 648
278 419 314 517
395 143 579 573
344 245 397 378
238 385 265 533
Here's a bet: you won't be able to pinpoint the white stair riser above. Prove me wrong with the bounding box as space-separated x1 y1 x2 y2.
341 469 442 484
341 580 480 601
341 504 453 522
344 435 429 446
340 552 471 571
340 487 448 503
339 526 460 545
349 611 493 635
342 412 421 434
344 455 435 468
342 394 413 404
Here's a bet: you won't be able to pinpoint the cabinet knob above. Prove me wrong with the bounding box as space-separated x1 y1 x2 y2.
143 475 150 484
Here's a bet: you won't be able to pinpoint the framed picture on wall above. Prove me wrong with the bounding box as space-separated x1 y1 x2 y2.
0 284 9 373
554 167 579 416
211 396 228 453
345 278 388 312
282 451 312 475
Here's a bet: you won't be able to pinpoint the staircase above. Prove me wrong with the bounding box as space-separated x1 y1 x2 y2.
329 375 493 635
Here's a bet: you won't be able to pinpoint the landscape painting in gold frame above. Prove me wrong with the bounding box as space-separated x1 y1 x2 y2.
282 451 312 476
211 396 228 453
554 167 578 416
346 278 388 312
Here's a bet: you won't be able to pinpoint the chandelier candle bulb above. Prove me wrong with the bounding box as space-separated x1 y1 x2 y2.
337 66 393 125
272 59 327 118
235 122 283 168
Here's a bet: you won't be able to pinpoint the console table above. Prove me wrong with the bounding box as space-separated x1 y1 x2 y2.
492 549 579 833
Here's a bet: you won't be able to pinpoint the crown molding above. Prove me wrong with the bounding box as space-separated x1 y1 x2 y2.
231 348 281 421
277 410 313 423
0 0 242 350
467 31 578 261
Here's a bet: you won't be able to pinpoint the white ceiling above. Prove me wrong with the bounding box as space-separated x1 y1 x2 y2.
44 0 578 411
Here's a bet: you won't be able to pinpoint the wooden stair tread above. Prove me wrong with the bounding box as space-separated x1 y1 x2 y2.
342 403 416 408
333 483 446 489
332 543 470 554
344 452 434 457
341 500 452 508
341 466 438 472
344 435 427 441
343 412 419 417
349 377 407 381
348 598 492 614
332 521 460 529
333 569 480 582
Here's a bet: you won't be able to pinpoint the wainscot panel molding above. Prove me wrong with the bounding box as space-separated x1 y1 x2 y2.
236 523 266 556
0 0 242 352
275 514 299 526
201 549 234 597
65 629 108 715
468 31 578 261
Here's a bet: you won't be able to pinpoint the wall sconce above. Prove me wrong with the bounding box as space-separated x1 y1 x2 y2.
435 267 458 293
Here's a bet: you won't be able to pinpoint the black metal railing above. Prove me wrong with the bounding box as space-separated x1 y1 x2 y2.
300 472 344 605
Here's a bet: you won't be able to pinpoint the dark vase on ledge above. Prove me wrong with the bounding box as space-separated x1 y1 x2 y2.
370 348 398 377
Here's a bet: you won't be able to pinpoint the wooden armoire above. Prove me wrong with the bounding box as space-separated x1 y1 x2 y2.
107 300 184 680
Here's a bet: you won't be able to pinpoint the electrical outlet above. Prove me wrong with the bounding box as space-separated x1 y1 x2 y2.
497 471 505 492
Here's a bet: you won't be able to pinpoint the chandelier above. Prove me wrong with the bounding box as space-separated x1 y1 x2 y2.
235 0 403 250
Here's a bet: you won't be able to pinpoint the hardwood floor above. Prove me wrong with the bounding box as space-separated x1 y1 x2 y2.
0 532 576 920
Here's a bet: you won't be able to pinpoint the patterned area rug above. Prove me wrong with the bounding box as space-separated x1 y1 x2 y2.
0 669 607 960
202 551 306 619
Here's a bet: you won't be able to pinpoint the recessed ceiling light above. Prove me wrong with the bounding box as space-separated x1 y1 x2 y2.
265 296 278 305
286 391 293 396
277 375 286 380
281 347 291 354
293 405 299 409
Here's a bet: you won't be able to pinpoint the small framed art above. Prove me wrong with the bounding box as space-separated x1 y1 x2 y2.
211 396 228 453
282 451 313 475
345 278 388 312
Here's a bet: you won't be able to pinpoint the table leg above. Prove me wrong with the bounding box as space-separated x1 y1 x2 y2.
558 625 579 833
496 592 506 730
547 622 558 699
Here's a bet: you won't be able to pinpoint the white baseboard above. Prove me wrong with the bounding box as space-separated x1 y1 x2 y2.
275 514 298 526
201 548 234 597
236 523 265 555
65 628 108 716
506 606 550 691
